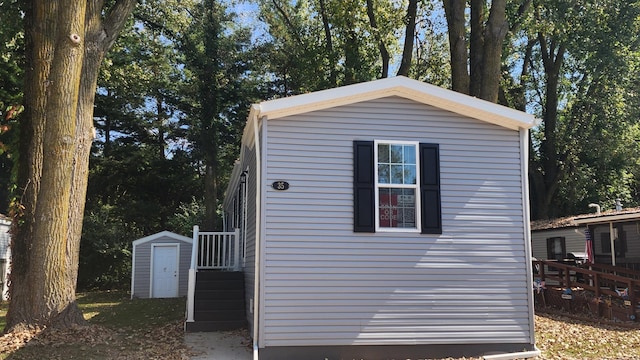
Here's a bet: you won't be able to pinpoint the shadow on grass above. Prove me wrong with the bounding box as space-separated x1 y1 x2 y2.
79 291 185 329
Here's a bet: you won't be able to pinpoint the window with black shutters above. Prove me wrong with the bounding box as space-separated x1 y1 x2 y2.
354 140 441 234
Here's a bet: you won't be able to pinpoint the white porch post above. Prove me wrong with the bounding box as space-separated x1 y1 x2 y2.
186 225 199 323
233 228 240 271
609 221 616 266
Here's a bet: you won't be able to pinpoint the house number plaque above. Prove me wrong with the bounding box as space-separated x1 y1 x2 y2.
272 181 290 191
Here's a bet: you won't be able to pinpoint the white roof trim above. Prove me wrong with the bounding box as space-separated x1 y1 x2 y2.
252 76 538 131
132 231 192 246
572 212 640 225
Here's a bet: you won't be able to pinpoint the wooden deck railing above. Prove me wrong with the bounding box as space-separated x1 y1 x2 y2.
533 259 640 318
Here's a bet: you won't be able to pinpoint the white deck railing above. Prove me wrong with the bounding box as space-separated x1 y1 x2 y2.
186 225 240 324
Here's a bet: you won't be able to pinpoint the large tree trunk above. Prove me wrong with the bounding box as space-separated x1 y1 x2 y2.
6 0 136 332
479 0 508 102
444 0 520 101
396 0 418 77
529 32 566 219
365 0 390 79
443 0 469 94
318 0 338 85
201 0 222 231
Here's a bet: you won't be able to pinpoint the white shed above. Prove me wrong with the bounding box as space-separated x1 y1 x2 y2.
219 76 539 359
131 231 192 299
0 214 10 301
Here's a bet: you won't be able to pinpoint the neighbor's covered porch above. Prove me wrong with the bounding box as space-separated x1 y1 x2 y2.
574 211 640 271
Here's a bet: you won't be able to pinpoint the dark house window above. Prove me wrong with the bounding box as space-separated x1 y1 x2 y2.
601 229 627 257
353 140 441 234
546 237 566 261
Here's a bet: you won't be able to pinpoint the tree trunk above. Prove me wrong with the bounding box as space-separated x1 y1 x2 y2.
365 0 389 78
201 0 222 231
6 0 136 332
479 0 508 102
469 0 484 97
318 0 337 86
443 0 469 94
396 0 417 76
530 32 566 219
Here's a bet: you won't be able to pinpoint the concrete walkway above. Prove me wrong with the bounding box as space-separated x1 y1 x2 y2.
186 330 252 360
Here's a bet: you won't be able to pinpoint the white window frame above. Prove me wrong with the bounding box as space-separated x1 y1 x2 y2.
374 140 421 233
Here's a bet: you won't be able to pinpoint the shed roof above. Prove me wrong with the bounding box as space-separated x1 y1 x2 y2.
132 231 192 246
248 76 538 131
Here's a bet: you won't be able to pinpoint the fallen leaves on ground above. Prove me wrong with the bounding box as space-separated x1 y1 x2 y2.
0 320 196 359
535 312 640 359
3 313 640 359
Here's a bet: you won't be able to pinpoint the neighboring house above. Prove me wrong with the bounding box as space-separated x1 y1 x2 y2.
0 214 10 301
531 216 585 261
533 208 640 269
212 76 539 359
130 231 192 299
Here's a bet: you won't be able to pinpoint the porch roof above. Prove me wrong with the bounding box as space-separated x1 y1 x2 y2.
572 208 640 225
531 208 640 230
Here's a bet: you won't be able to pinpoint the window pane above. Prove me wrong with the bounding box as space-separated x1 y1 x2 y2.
378 188 416 229
378 144 389 163
378 164 390 184
390 145 403 163
404 145 416 164
404 165 416 184
390 165 403 184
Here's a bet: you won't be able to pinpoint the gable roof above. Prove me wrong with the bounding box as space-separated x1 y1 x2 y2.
247 76 538 132
132 231 192 246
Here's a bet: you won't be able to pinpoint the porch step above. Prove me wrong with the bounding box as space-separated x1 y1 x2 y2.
194 309 245 321
187 270 246 332
186 319 247 332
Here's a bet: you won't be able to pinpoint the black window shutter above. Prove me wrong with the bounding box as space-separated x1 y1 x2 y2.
353 141 375 232
420 143 442 234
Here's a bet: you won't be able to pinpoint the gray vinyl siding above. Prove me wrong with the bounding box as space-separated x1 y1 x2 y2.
261 96 531 347
132 236 191 298
531 227 585 260
242 141 258 332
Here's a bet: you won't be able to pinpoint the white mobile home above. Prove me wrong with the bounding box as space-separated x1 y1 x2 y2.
217 76 538 359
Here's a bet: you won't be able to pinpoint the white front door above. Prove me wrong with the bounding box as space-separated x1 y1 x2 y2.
152 245 179 298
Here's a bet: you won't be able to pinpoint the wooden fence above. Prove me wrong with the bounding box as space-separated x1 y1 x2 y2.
533 259 640 321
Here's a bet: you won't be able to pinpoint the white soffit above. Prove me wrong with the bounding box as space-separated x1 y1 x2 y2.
253 76 538 130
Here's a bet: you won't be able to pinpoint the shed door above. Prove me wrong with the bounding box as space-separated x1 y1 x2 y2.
151 245 179 298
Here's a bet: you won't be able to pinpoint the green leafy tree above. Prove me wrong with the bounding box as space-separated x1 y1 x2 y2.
523 0 640 218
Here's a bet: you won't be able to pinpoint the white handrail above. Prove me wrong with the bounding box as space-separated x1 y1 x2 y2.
233 228 240 271
196 230 239 270
186 226 241 326
186 225 199 323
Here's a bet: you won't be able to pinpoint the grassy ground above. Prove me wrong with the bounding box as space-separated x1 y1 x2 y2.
0 291 189 359
2 293 640 359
